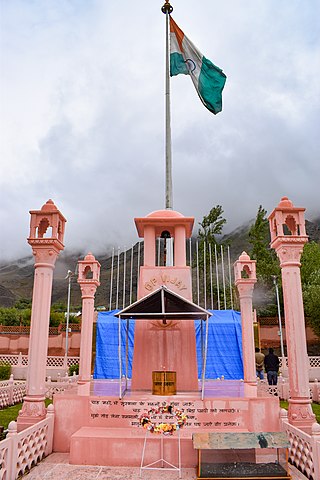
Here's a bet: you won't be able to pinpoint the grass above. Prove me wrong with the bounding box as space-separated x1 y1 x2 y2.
280 400 320 423
0 399 52 430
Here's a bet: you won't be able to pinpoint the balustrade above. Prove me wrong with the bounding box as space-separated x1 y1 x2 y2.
280 409 320 480
0 404 54 479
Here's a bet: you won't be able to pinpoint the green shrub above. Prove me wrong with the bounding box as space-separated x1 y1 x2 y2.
69 364 79 376
0 363 11 380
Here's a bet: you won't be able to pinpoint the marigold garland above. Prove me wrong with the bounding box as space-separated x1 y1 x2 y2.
139 402 187 436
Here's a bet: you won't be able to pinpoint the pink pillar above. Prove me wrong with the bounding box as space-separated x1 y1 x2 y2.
174 225 186 266
234 252 257 386
143 225 156 266
18 200 66 431
77 253 100 384
269 197 315 431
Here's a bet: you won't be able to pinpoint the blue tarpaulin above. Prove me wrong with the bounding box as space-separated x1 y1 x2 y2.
93 309 243 380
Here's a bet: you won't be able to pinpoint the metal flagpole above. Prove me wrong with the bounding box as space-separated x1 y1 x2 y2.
227 245 234 309
196 240 200 305
137 242 141 299
109 247 114 311
130 244 133 305
203 241 207 310
162 0 173 210
221 245 227 310
122 247 126 309
214 244 221 310
209 243 214 310
116 247 120 310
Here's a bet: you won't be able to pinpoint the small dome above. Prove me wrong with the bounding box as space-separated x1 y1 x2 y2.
41 199 58 212
146 209 184 218
277 196 293 208
239 251 251 262
84 252 95 262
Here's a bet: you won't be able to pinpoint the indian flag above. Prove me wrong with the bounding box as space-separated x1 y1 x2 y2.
170 17 226 114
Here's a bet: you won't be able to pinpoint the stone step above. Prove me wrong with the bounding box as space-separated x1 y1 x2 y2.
69 426 249 468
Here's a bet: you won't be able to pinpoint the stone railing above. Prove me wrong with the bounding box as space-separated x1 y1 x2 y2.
280 409 320 480
0 373 79 408
45 373 79 399
279 356 320 369
257 378 320 402
0 404 54 479
0 376 26 409
279 357 320 382
0 353 79 368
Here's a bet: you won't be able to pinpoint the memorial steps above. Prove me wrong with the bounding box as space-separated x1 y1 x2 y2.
53 379 281 468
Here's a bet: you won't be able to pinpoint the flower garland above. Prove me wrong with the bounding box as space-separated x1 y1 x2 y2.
139 403 187 436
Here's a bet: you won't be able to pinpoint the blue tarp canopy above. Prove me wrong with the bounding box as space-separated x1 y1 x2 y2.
94 309 243 380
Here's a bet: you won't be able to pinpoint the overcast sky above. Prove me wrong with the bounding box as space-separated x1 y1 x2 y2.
1 0 319 261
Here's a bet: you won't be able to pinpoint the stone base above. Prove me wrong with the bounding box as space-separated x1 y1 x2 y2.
70 427 196 467
17 396 47 432
53 380 282 467
288 398 316 433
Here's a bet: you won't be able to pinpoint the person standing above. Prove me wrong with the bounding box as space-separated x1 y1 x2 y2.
264 348 280 385
255 347 265 380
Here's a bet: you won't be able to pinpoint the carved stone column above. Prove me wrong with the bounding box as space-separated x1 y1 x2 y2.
269 197 315 431
77 253 100 384
234 252 257 385
18 199 66 431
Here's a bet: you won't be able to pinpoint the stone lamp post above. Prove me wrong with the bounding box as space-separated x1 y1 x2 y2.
268 196 315 431
234 252 257 386
77 253 100 384
18 199 66 431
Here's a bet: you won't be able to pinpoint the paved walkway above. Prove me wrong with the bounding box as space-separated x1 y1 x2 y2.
22 453 197 479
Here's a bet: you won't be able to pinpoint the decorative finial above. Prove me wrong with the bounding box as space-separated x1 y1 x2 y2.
161 0 173 14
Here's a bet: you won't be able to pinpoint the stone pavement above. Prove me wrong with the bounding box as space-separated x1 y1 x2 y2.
21 453 197 479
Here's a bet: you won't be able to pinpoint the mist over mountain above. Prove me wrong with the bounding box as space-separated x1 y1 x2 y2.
0 218 319 309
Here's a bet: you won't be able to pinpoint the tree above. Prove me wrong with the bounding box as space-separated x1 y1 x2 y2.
248 205 280 316
198 205 226 245
301 241 320 285
196 206 232 308
301 241 320 336
248 205 280 282
14 298 32 309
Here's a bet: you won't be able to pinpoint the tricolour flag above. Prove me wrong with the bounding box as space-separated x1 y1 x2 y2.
170 17 226 114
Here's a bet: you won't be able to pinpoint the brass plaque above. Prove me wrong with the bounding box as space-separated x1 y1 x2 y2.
152 371 176 395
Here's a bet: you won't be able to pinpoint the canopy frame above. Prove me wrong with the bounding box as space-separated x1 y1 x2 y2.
116 286 210 399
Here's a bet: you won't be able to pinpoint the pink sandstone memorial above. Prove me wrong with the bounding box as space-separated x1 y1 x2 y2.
14 193 320 479
10 3 318 477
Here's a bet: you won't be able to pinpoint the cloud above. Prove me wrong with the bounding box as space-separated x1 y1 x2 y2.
1 0 319 261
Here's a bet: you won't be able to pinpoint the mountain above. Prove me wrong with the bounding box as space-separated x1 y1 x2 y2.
0 218 319 309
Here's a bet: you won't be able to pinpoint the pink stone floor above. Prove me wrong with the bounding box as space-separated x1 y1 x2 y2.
22 453 197 479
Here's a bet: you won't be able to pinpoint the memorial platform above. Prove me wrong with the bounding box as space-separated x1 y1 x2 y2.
53 379 281 468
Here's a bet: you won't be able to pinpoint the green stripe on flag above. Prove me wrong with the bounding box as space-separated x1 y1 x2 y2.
170 52 189 76
198 56 227 114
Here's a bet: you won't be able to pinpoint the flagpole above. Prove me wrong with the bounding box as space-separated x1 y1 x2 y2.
162 0 173 210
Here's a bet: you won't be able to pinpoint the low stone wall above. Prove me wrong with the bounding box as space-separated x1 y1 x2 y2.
11 366 68 381
0 332 81 356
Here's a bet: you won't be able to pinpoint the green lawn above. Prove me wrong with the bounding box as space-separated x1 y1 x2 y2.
280 400 320 423
0 399 52 430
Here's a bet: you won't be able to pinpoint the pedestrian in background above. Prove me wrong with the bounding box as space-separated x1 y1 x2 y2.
255 347 265 380
264 347 280 385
